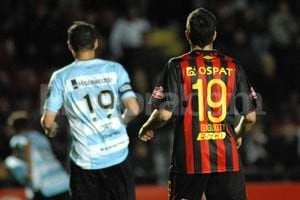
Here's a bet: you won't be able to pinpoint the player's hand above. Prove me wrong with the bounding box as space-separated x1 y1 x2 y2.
138 127 154 142
45 122 58 138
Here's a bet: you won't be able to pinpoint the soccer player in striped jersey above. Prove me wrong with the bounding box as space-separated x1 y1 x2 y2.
138 8 256 200
41 21 139 200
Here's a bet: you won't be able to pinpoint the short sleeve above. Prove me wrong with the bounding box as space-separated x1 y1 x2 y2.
150 60 179 112
116 63 136 100
235 65 257 115
43 72 64 112
10 135 29 149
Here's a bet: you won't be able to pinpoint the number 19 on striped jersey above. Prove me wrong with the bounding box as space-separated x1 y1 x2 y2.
192 79 227 123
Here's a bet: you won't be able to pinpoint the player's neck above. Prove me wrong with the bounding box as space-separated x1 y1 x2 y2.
191 43 214 51
75 50 96 60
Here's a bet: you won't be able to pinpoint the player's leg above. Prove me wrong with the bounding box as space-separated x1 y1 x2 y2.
168 172 209 200
205 171 247 200
119 157 136 200
69 160 101 200
223 171 247 200
101 156 135 200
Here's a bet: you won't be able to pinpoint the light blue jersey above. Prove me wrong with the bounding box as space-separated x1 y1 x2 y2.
8 130 69 197
44 59 136 169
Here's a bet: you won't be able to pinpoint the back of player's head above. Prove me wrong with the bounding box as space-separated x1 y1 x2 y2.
7 110 29 132
67 21 97 52
186 8 217 48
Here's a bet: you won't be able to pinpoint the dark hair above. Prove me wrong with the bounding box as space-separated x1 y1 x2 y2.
67 21 97 52
12 118 29 131
186 8 217 47
7 111 29 132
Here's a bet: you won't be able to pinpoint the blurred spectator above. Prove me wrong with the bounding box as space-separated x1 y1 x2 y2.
232 28 259 66
129 26 184 91
109 5 151 73
85 7 117 59
243 122 269 167
269 1 298 51
245 5 271 58
266 116 300 180
0 95 11 161
11 68 38 100
133 141 156 184
241 121 270 180
251 51 278 114
0 34 15 67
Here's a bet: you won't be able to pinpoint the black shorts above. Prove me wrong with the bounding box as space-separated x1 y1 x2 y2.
70 157 135 200
169 171 247 200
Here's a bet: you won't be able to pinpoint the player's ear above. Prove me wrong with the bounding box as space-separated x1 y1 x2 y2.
93 39 99 50
67 40 73 52
185 30 190 42
212 31 217 42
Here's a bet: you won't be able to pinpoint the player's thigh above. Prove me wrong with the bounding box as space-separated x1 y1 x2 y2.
206 171 247 200
119 157 135 200
69 161 102 200
168 172 209 200
103 157 135 200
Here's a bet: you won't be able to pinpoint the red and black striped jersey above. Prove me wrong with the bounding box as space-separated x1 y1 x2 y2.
150 49 257 174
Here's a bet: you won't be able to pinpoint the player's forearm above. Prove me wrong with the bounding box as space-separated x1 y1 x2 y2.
142 109 172 131
141 109 170 132
235 112 256 136
138 109 172 140
122 108 139 124
236 121 254 136
40 118 56 137
40 111 58 137
122 97 140 124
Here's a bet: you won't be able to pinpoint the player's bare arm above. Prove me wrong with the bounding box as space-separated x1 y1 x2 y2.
234 111 256 148
235 110 256 136
138 108 172 142
121 97 140 125
40 110 58 138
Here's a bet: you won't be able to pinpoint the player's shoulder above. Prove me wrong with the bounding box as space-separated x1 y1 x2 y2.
217 50 246 73
100 59 128 76
217 51 248 77
9 134 28 147
167 53 189 66
101 58 124 69
217 50 239 64
51 62 75 77
54 59 122 75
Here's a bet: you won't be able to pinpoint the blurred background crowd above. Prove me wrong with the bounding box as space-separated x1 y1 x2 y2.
0 0 300 188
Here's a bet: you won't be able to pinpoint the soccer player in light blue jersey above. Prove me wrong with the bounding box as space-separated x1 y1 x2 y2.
6 110 70 200
41 21 140 200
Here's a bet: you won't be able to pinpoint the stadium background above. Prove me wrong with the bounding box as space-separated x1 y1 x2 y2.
0 0 300 199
